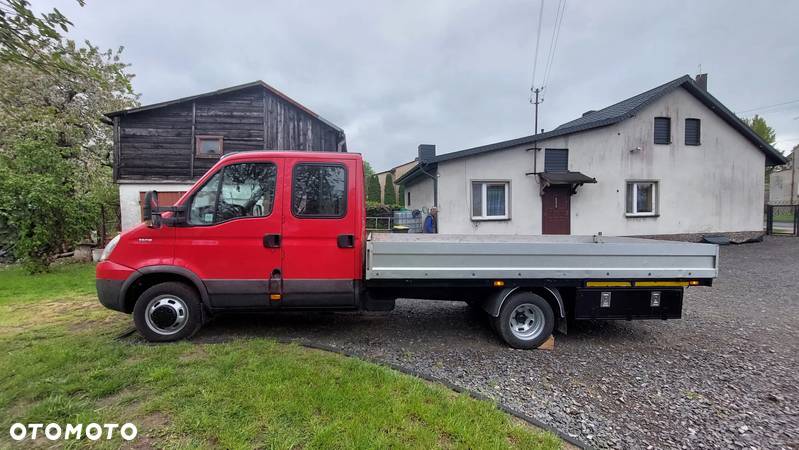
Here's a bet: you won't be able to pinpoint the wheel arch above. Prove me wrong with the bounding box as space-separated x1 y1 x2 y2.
121 266 210 313
481 286 566 320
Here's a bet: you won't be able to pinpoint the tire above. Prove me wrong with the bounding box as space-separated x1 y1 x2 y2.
133 282 204 342
491 292 554 349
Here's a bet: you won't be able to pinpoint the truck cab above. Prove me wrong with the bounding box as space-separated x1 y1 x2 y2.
97 151 366 341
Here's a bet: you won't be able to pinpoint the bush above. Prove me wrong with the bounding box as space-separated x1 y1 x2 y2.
398 184 406 207
0 136 99 272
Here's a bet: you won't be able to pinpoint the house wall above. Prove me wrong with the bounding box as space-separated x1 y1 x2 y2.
437 88 766 236
115 86 343 181
119 182 195 230
768 154 797 205
404 175 435 212
376 161 417 203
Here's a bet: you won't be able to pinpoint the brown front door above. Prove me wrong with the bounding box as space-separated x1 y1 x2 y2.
542 186 571 235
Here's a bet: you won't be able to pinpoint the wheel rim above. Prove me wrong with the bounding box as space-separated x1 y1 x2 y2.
508 303 546 340
144 295 189 336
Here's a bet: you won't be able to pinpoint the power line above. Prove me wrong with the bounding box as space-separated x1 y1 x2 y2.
736 99 799 115
541 0 566 101
529 0 545 103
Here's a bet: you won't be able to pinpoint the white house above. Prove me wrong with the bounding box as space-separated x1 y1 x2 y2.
397 75 786 240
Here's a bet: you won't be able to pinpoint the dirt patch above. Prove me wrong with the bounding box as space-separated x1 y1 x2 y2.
179 346 209 363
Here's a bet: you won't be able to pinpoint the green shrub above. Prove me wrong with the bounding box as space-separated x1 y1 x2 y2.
383 173 397 204
367 175 382 202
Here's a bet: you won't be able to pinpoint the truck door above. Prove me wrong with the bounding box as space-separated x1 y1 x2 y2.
281 158 359 307
174 159 283 307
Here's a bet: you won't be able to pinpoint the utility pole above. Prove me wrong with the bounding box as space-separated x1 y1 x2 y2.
531 87 542 135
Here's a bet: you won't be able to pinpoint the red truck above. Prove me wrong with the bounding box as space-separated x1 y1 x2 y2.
97 151 718 349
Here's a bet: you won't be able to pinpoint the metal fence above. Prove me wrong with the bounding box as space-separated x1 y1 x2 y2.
765 205 799 236
366 212 423 233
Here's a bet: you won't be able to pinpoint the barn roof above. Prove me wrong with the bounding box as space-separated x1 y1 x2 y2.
104 80 344 134
428 75 787 166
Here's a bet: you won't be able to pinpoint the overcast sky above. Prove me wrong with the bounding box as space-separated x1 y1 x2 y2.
39 0 799 170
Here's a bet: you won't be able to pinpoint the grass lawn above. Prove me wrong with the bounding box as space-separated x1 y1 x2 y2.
0 263 562 449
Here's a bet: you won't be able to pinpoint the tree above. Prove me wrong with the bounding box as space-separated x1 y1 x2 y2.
0 26 137 271
0 0 89 76
743 115 776 145
398 183 406 207
383 173 397 204
367 175 382 202
363 160 375 179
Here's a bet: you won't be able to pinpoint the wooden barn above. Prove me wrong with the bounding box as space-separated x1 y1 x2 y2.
104 81 347 230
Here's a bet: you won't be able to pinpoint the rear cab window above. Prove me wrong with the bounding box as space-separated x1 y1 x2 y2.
292 163 347 218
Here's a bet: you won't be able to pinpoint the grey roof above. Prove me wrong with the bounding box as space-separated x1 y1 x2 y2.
429 75 787 166
104 80 344 134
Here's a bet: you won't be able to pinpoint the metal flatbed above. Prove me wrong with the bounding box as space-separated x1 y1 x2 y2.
365 234 719 280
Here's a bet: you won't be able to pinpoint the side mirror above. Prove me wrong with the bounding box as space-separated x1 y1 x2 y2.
143 190 161 228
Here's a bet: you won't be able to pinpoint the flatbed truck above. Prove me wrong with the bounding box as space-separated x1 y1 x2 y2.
96 151 718 348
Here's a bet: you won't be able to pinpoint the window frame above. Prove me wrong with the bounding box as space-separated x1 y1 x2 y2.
186 161 278 226
653 117 671 145
470 180 510 221
291 162 348 219
625 180 659 217
195 135 224 159
685 118 701 146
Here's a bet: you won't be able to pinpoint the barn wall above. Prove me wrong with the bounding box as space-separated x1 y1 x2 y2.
116 86 343 181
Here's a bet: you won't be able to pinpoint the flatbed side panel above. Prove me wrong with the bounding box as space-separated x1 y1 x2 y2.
365 234 718 280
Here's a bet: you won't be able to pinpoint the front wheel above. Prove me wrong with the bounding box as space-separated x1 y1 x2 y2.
133 282 204 342
492 292 554 349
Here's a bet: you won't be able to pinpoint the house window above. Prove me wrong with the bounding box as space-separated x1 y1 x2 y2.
196 135 223 158
685 118 701 145
654 117 671 144
626 181 658 216
407 191 411 205
471 181 509 220
544 149 568 172
292 164 347 218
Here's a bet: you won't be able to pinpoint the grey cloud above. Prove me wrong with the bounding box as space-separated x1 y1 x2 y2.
39 0 799 169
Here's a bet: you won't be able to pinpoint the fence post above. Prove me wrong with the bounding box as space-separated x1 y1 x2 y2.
794 205 799 237
766 205 773 235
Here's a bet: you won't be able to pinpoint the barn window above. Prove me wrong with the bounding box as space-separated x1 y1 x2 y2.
685 118 701 146
626 181 658 216
471 181 510 220
196 135 223 158
654 117 671 144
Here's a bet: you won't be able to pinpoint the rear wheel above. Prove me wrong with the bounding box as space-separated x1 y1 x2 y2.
492 292 554 349
133 282 203 342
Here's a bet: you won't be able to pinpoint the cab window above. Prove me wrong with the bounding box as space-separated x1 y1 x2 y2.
292 164 347 217
189 162 277 225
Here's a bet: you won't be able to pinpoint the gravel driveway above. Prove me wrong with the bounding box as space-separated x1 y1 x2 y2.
197 236 799 449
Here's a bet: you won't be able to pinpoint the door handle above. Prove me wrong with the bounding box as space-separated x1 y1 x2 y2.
263 234 281 248
337 234 355 248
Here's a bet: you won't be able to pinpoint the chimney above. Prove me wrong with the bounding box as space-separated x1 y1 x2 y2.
695 73 708 91
418 144 436 163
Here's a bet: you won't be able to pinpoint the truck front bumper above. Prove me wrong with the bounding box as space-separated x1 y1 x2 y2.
96 261 136 313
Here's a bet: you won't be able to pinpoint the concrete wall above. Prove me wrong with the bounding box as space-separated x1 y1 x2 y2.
768 154 797 205
119 182 194 231
404 175 435 212
436 87 767 236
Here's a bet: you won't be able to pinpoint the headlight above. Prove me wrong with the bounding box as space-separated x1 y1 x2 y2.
100 234 121 262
